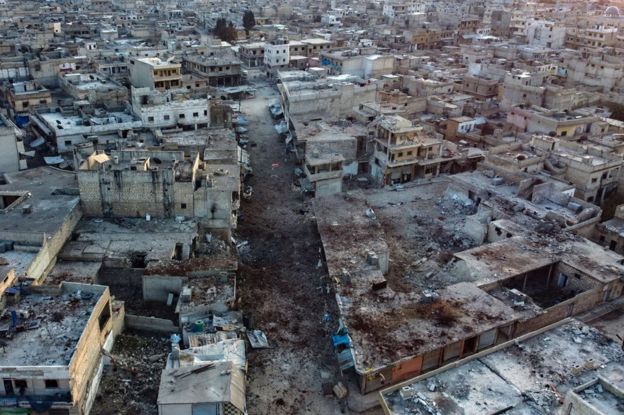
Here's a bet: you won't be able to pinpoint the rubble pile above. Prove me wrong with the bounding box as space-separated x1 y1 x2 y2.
94 334 169 415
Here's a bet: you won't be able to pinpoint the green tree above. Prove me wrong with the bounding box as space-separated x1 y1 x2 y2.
243 10 256 35
214 18 237 43
213 18 227 39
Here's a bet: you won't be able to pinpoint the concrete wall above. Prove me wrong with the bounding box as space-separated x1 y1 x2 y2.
125 314 179 334
315 177 343 197
26 202 82 282
143 274 184 302
68 285 113 412
0 118 21 173
160 403 192 415
78 168 176 218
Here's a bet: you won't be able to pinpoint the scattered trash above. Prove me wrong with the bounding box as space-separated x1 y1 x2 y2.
243 185 253 199
365 208 376 220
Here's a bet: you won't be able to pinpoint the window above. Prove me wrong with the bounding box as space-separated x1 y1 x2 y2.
98 302 111 330
45 379 59 389
14 380 27 392
193 112 199 117
179 114 185 119
39 99 47 105
203 110 208 116
181 203 187 209
64 140 72 146
148 116 154 122
22 101 29 109
164 115 170 121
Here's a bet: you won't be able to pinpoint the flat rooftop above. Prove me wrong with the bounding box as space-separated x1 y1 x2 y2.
314 193 530 370
455 232 624 286
0 284 105 366
380 320 624 415
59 217 197 265
0 167 80 244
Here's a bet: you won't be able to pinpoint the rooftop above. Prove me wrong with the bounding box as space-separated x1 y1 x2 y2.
314 192 527 370
381 320 624 415
0 167 80 245
0 283 106 366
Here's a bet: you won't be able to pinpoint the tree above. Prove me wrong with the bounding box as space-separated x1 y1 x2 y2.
213 18 237 43
213 18 227 39
243 10 256 35
225 22 238 43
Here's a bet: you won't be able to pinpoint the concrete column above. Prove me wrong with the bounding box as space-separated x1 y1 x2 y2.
522 272 528 292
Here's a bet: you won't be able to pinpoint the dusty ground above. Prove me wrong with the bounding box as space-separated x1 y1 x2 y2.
92 333 169 415
590 305 624 345
364 180 478 293
237 84 379 414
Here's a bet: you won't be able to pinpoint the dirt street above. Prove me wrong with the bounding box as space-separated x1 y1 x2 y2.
237 84 351 415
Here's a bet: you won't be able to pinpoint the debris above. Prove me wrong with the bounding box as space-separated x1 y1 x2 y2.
427 380 437 392
365 208 376 220
333 382 348 399
247 330 269 349
148 353 165 363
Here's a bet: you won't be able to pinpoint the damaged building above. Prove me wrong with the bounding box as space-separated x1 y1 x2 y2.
77 149 240 237
0 282 118 415
313 172 623 396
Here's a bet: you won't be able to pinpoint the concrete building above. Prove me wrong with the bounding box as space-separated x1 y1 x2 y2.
0 282 116 415
371 115 447 184
182 54 242 86
563 51 624 93
129 57 182 91
77 149 240 237
0 167 82 283
445 116 486 140
380 319 624 415
461 74 499 99
59 73 128 107
565 25 618 49
320 50 395 79
278 71 378 125
303 152 345 197
238 42 265 67
525 19 566 49
30 109 142 152
507 106 608 137
0 113 24 172
131 87 211 130
7 81 52 117
264 37 289 74
594 204 624 254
